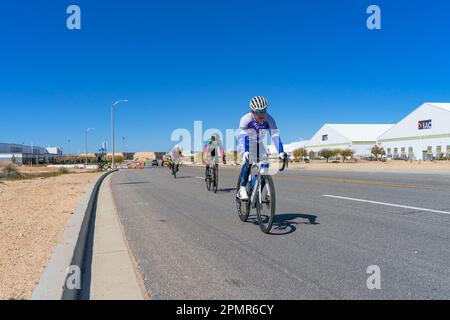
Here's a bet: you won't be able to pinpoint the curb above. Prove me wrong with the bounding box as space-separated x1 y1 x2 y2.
31 170 117 300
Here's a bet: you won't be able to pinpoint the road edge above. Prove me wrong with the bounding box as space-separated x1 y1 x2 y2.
88 175 149 300
31 170 116 300
110 175 150 299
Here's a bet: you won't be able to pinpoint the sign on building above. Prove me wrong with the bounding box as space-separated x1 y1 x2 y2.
418 120 432 130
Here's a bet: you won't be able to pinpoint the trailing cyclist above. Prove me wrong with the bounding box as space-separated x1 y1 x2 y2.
203 133 225 176
170 144 183 177
237 96 286 200
203 133 225 192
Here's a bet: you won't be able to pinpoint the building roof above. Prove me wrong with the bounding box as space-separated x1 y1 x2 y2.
323 124 395 142
377 102 450 140
425 102 450 112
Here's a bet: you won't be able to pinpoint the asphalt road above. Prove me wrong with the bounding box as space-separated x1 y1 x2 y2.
110 165 450 299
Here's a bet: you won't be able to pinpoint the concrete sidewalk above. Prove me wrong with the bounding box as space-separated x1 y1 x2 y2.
88 175 147 300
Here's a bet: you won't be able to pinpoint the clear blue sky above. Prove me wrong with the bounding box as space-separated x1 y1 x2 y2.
1 0 449 153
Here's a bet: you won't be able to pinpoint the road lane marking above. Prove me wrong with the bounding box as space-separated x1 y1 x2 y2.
323 195 450 215
319 178 450 190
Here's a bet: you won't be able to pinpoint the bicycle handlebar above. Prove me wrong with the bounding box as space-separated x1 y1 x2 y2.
280 153 288 172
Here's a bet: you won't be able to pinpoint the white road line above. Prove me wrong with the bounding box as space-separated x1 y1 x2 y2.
195 177 204 179
323 195 450 215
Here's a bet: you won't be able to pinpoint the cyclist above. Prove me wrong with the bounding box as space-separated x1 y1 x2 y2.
170 144 183 174
203 133 225 179
237 96 286 200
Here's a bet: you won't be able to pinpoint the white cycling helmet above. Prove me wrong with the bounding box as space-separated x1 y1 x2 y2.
211 133 220 142
250 96 268 112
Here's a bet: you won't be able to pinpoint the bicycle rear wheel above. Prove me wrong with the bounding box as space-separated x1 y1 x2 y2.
255 175 276 233
235 174 250 222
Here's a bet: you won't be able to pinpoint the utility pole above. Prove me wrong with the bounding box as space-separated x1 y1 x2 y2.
85 128 94 167
111 99 128 169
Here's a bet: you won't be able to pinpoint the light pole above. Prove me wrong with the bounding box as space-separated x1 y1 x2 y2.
111 99 128 169
85 128 95 167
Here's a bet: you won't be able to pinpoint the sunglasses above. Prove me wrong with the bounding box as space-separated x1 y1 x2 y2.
253 110 266 116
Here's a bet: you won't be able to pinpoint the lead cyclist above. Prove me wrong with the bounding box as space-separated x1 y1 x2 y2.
237 96 286 200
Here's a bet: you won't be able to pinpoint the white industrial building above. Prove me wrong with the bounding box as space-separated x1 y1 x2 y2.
377 103 450 161
305 124 394 157
0 143 62 164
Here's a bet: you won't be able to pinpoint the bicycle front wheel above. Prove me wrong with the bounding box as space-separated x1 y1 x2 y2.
255 176 276 233
235 174 250 222
206 167 211 191
213 164 218 193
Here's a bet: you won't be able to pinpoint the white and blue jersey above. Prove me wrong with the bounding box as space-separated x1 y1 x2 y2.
238 112 284 161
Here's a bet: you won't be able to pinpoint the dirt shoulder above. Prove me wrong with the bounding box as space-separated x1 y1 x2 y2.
0 170 101 300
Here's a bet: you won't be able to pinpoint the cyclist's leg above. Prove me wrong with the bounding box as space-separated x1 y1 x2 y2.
205 163 210 177
240 161 251 187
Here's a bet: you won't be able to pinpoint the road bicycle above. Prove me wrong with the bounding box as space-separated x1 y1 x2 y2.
235 154 288 233
171 161 179 178
205 158 219 193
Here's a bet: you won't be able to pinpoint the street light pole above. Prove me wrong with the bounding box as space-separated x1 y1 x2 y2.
111 99 128 169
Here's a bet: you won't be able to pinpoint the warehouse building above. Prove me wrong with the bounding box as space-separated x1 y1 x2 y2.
0 143 62 165
305 124 394 157
377 103 450 161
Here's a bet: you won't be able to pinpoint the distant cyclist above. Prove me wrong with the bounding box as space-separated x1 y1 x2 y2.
237 96 286 200
203 133 225 178
170 144 183 174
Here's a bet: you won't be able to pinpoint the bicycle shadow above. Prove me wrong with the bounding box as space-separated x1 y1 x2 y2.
248 213 319 235
215 188 237 194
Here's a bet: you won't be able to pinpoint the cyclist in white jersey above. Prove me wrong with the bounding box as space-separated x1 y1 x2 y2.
237 96 286 200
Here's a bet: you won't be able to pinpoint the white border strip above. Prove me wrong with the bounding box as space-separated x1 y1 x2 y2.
323 195 450 215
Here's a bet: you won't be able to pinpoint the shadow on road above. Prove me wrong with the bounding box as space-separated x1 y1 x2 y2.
215 187 237 194
248 213 319 235
115 181 150 185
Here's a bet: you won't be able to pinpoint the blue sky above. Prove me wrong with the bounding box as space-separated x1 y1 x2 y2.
1 0 450 153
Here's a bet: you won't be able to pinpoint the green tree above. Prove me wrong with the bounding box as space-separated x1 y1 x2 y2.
371 145 385 161
341 149 354 162
293 148 307 162
333 148 343 162
319 149 336 163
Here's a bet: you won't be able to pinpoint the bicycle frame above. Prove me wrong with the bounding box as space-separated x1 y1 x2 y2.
248 161 267 205
247 155 287 205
